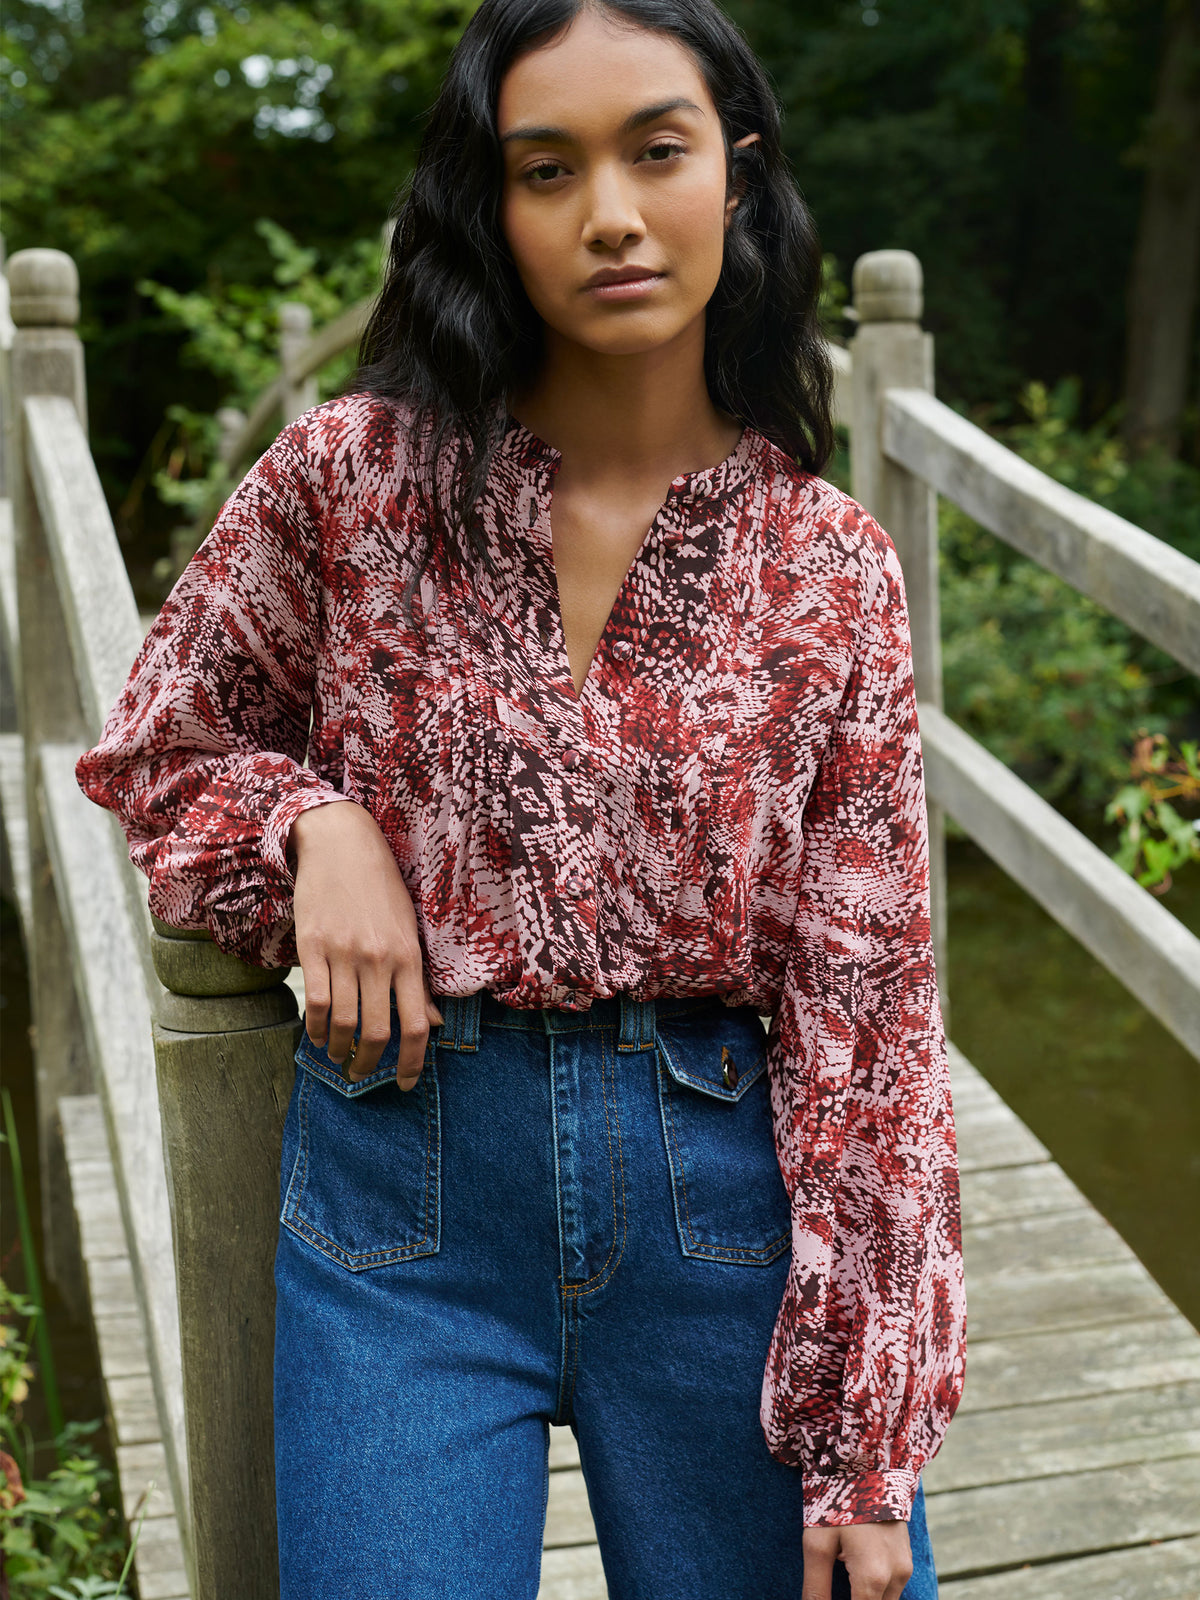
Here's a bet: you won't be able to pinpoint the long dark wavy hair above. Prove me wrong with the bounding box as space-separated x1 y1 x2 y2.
353 0 834 614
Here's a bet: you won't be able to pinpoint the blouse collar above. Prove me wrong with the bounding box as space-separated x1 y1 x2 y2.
496 410 774 506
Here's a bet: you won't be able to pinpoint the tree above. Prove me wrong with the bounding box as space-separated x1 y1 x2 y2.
1121 0 1200 458
1 0 477 557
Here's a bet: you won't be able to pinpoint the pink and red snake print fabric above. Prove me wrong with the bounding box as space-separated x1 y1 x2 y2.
76 391 966 1527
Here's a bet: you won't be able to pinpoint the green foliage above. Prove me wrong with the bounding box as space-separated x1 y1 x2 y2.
133 217 383 531
2 0 479 564
1105 735 1200 892
723 0 1164 413
940 504 1159 809
139 217 382 403
993 378 1200 564
3 0 1182 576
933 380 1197 837
818 254 850 341
0 1282 133 1596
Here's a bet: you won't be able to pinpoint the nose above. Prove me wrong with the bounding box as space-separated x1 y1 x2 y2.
580 161 645 252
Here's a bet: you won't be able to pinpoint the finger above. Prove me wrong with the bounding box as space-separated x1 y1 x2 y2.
883 1537 914 1600
325 963 361 1067
301 955 331 1049
393 962 432 1091
345 963 392 1081
800 1537 837 1600
852 1571 888 1599
424 972 444 1030
847 1555 890 1600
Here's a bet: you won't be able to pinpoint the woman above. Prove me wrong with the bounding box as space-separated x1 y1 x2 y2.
76 0 967 1595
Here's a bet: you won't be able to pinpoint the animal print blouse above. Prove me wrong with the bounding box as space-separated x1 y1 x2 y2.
76 391 967 1528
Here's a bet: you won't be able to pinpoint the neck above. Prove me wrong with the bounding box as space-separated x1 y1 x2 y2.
508 316 741 487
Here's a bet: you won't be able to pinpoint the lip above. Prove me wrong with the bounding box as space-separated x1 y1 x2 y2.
584 268 666 301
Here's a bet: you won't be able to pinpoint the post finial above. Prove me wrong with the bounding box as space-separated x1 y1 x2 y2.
8 248 80 329
279 301 313 336
852 249 923 324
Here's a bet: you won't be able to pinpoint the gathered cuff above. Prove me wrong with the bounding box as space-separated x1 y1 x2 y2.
261 782 355 887
802 1467 919 1527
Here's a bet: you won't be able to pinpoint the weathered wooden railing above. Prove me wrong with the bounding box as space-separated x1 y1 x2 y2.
2 247 306 1599
0 241 1197 1600
849 250 1199 1060
4 247 188 1573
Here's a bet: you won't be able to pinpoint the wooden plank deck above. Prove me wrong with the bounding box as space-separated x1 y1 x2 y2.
61 1095 191 1600
23 967 1200 1598
536 1041 1200 1599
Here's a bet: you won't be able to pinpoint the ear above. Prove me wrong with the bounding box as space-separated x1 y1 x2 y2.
725 132 762 221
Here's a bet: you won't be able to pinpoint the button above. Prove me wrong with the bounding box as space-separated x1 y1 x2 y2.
612 639 634 660
662 527 687 545
561 747 584 770
721 1047 739 1089
564 871 587 897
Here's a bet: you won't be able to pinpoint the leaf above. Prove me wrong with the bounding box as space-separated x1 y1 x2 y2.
1137 838 1175 885
1104 784 1149 823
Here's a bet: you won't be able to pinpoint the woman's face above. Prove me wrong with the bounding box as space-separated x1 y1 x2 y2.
497 7 755 359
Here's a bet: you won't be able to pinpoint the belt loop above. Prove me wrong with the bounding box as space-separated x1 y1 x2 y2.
617 993 656 1053
437 991 481 1052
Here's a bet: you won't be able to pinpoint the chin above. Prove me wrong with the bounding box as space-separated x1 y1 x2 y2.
570 314 696 358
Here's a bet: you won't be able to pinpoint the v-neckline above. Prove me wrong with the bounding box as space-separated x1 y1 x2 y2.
499 412 756 705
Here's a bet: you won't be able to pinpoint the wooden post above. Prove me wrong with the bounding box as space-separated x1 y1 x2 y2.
1 232 14 502
152 920 301 1600
9 248 94 1306
1 236 18 738
278 303 317 425
848 249 950 1030
215 405 247 468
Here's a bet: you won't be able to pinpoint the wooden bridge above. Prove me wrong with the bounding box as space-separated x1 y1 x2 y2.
1 243 1198 1599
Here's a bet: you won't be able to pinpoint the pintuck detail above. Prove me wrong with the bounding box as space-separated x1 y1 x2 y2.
75 389 966 1527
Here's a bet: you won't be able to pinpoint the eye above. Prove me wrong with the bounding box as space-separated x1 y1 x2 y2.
524 159 568 185
638 140 687 164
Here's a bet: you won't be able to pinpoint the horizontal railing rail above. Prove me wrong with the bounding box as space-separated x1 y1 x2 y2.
883 386 1200 678
25 397 145 731
848 248 1198 1066
918 703 1200 1058
223 296 373 477
37 740 190 1505
22 390 191 1528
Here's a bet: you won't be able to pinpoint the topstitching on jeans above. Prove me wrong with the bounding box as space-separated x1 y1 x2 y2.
655 1051 790 1266
281 1064 440 1269
560 1025 628 1299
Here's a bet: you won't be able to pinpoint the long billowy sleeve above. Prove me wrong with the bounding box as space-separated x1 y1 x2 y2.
75 413 352 968
760 527 967 1527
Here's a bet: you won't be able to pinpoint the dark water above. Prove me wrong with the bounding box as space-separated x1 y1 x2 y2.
1 837 1197 1445
945 836 1200 1329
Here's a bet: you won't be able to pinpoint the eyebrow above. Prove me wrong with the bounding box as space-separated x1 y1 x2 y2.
499 96 705 146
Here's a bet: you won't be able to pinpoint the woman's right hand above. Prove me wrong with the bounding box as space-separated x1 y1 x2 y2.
288 801 444 1089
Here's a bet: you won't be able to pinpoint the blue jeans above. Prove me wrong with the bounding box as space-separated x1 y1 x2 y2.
274 989 939 1599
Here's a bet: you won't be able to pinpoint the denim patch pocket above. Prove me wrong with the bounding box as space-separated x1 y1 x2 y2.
655 1004 790 1266
280 1028 440 1271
